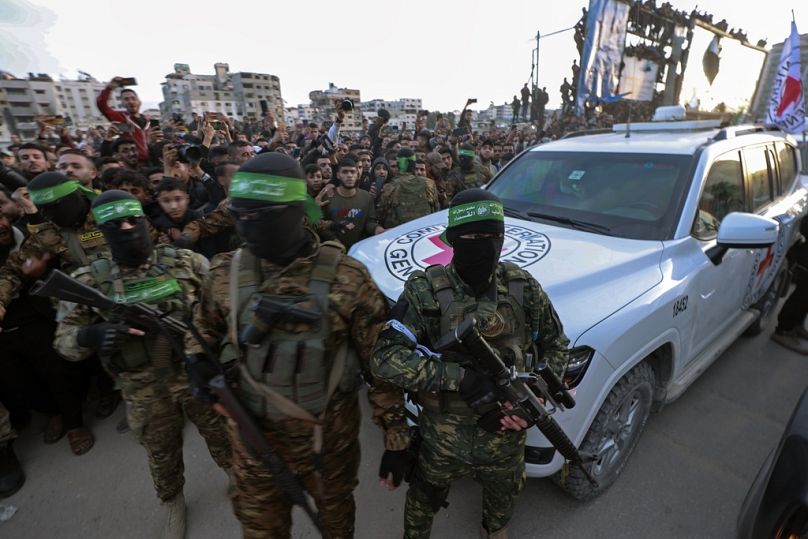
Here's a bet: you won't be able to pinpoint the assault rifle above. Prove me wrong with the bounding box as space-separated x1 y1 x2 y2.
435 317 599 487
31 269 330 536
240 294 321 347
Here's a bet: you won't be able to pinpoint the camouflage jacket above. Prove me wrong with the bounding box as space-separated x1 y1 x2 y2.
54 247 208 363
371 262 569 393
377 174 440 229
185 231 410 451
180 206 234 243
0 212 109 309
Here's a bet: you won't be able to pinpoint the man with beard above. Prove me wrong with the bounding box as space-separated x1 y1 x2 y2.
16 143 51 180
0 181 97 456
183 152 409 537
321 158 383 250
457 144 492 191
424 152 450 208
96 78 150 165
57 149 98 189
371 189 569 539
113 139 141 171
53 190 232 539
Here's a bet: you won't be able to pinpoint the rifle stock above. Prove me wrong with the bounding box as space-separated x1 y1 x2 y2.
35 269 331 535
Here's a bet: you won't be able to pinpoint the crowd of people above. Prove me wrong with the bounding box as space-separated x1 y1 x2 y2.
0 74 576 539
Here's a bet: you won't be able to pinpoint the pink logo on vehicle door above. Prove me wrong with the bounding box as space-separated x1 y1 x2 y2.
383 224 551 282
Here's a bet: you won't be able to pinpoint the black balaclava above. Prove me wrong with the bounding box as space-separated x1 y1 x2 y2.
444 189 505 296
228 153 309 264
458 143 476 173
28 172 91 229
91 189 152 267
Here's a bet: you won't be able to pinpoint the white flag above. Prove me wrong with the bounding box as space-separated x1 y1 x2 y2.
766 21 805 134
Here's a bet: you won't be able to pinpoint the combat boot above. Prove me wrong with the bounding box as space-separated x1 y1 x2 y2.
0 441 25 499
161 492 186 539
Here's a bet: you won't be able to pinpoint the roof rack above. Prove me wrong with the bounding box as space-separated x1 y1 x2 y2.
560 128 612 139
612 119 721 133
712 124 781 141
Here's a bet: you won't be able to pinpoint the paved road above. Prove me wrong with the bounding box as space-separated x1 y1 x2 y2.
3 316 807 538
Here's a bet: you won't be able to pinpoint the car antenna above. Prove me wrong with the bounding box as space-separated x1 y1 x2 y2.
625 101 632 138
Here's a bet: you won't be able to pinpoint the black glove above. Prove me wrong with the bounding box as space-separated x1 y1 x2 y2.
459 368 501 410
378 449 411 488
185 354 221 403
76 322 133 356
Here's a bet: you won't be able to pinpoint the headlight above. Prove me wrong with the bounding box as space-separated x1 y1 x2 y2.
564 346 595 388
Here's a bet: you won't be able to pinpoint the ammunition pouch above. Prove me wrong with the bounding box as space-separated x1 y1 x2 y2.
410 464 450 513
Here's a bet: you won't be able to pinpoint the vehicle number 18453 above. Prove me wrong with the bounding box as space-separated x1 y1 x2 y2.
673 295 688 318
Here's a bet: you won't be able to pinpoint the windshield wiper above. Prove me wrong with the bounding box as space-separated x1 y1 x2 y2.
527 211 613 235
502 206 533 220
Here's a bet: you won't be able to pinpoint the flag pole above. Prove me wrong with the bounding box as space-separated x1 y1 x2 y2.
799 11 807 172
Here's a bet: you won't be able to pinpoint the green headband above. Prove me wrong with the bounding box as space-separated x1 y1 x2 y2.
28 180 97 206
397 155 415 172
447 200 504 228
458 149 476 158
92 199 144 225
228 171 307 203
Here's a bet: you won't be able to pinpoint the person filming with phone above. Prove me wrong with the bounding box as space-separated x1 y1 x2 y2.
96 76 150 166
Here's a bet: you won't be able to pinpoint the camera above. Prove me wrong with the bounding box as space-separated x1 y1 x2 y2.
339 99 354 112
177 144 203 163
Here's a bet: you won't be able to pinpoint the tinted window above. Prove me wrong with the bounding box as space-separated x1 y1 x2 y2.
487 151 693 240
744 146 775 211
692 152 744 240
777 142 798 188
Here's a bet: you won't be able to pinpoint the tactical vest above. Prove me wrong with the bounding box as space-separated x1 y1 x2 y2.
63 226 108 271
417 262 531 416
88 246 188 375
224 242 361 423
383 175 435 228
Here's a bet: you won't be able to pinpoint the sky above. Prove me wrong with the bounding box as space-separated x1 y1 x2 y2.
0 0 804 114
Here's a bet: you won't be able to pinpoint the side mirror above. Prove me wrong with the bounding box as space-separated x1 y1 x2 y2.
707 212 779 265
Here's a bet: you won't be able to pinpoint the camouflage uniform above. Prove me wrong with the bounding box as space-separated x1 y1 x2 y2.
462 165 493 190
0 213 158 310
179 206 234 244
186 229 410 538
371 263 569 537
0 403 15 444
54 246 232 501
377 174 440 229
0 213 110 310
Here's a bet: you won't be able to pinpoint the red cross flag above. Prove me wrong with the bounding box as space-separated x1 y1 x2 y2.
767 21 805 134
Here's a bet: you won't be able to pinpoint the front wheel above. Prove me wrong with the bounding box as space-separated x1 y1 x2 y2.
553 362 654 500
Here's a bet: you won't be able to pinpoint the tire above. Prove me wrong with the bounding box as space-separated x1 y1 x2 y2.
553 362 654 500
744 265 788 337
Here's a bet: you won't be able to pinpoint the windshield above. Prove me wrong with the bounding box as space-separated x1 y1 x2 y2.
487 150 694 240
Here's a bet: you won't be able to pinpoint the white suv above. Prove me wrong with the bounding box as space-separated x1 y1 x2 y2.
349 111 807 499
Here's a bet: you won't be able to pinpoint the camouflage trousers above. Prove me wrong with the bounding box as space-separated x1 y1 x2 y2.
228 390 361 539
404 410 526 538
121 368 232 501
0 402 15 444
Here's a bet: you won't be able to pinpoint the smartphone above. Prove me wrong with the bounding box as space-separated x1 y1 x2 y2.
212 121 224 130
374 176 385 195
119 77 137 87
205 111 218 121
43 115 65 126
292 148 301 158
149 119 161 128
259 100 269 115
114 122 133 133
